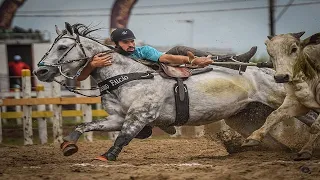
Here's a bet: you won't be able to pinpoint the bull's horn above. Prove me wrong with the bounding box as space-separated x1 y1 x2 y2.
55 25 62 35
292 31 305 39
267 35 274 40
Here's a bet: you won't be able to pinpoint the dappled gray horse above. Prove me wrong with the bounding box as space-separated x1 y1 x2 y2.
34 23 315 161
242 32 320 160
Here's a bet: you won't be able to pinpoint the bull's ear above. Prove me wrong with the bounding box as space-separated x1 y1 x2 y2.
292 31 305 39
65 22 73 35
302 32 320 47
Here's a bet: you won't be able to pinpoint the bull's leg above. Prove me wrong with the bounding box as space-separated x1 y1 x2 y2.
242 97 308 147
294 132 320 161
61 115 124 156
310 115 320 134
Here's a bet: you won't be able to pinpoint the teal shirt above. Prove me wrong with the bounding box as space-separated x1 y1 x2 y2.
129 45 163 62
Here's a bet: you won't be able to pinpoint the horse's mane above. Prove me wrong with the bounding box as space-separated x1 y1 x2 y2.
61 23 103 44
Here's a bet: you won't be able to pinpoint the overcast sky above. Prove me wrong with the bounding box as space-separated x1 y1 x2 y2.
6 0 320 57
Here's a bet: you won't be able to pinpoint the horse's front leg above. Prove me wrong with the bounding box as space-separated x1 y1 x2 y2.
97 109 157 161
242 96 309 147
61 114 124 156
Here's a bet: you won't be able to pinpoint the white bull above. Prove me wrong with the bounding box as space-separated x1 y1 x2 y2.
242 32 320 160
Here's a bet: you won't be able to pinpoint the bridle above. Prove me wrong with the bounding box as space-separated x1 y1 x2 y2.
38 32 91 80
38 32 114 97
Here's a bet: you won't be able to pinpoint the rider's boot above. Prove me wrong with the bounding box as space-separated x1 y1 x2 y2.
211 46 257 72
212 46 257 63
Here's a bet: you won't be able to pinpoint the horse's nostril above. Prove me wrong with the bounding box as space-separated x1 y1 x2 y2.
37 69 49 75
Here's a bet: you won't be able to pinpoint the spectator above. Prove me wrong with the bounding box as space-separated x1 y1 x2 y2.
8 55 30 89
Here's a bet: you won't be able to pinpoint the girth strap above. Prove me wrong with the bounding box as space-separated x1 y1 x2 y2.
98 72 154 95
171 79 189 126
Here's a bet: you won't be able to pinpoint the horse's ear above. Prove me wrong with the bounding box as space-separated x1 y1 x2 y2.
292 31 305 39
65 22 73 35
267 35 274 40
302 32 320 47
55 25 62 35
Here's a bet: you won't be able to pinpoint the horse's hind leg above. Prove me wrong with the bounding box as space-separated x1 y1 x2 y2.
61 115 123 156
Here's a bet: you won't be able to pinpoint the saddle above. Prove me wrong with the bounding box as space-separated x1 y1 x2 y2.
159 63 213 126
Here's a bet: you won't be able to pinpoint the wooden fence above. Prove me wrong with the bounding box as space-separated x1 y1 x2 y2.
0 69 108 145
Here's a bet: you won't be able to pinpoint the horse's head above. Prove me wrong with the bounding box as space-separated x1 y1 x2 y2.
265 32 320 83
34 22 108 82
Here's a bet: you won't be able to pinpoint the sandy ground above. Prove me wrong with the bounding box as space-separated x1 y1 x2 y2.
0 137 320 180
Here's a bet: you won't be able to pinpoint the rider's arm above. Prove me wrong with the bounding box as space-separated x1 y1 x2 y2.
76 53 112 81
138 46 212 67
136 46 189 64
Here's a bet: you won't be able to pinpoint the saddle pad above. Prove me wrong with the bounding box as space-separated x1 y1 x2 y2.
160 63 192 78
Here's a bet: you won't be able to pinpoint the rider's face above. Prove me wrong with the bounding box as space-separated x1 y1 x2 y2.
118 39 135 52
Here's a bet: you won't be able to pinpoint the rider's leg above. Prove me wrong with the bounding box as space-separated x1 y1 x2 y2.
166 45 257 63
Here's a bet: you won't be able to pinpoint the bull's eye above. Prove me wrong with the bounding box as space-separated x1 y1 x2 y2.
291 47 297 54
58 45 68 51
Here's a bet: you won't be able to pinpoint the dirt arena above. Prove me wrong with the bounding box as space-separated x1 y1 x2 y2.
1 136 320 180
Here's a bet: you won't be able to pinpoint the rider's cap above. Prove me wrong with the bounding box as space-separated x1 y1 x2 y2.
14 55 22 61
110 28 136 42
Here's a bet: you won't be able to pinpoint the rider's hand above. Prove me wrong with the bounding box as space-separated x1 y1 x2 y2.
91 53 113 68
190 55 213 68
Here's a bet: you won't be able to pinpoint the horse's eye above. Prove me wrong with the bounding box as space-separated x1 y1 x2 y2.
58 45 68 51
291 47 297 54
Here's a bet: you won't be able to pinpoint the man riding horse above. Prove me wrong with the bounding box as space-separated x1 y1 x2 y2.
77 28 257 139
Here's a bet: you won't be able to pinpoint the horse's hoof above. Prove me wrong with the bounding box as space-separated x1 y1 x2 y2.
293 152 312 161
61 141 78 156
107 153 117 161
242 139 260 147
93 155 108 162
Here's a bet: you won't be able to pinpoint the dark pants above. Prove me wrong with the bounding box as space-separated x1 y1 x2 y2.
166 46 216 57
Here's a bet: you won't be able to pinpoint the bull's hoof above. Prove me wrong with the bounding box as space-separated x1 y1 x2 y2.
241 139 261 147
61 141 78 156
309 124 320 134
293 152 312 161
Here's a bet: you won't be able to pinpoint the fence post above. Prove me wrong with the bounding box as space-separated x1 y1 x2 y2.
75 88 82 123
81 78 93 142
36 85 48 144
1 106 7 125
0 106 2 143
22 69 33 145
52 77 63 144
14 87 22 125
